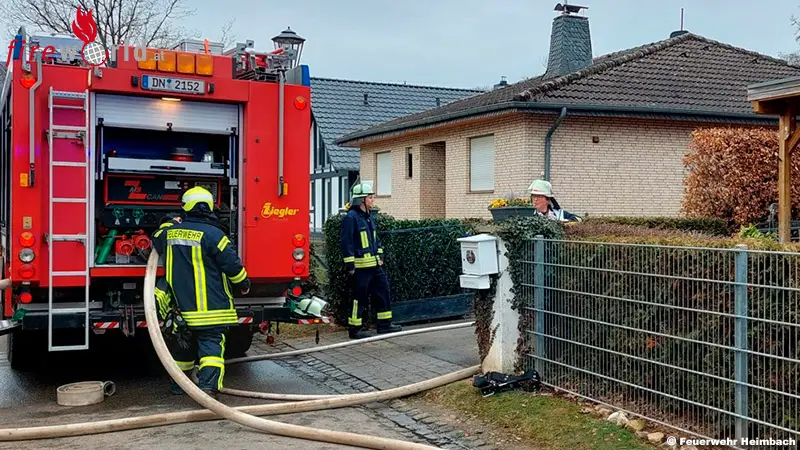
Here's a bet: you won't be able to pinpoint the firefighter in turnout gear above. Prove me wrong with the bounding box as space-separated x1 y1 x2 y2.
340 182 403 339
151 186 251 398
154 275 196 395
153 214 196 395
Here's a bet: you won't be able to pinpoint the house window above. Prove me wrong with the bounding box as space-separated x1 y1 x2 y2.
406 147 413 179
376 151 392 196
469 135 494 192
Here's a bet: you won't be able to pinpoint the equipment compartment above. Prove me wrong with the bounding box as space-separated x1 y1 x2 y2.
92 125 239 267
98 126 232 176
105 156 226 176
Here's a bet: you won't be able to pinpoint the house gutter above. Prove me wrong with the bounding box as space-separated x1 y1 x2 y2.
544 107 567 182
335 102 781 146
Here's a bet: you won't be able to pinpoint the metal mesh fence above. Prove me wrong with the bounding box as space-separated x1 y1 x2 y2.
518 237 800 449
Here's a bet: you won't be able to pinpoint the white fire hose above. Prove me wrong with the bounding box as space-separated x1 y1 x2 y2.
226 321 475 366
0 250 480 449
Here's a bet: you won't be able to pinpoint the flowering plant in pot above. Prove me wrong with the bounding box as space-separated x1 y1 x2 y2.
488 195 538 222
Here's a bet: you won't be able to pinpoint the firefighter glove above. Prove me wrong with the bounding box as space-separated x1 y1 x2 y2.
240 278 251 295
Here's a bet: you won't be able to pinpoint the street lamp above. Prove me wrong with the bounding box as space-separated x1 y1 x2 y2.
271 27 305 69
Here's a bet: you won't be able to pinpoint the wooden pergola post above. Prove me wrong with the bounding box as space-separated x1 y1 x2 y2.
747 77 800 243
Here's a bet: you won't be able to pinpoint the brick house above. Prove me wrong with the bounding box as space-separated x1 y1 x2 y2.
335 7 800 220
308 78 482 232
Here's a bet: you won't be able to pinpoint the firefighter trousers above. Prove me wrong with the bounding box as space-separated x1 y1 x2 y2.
168 325 228 392
348 266 393 330
168 326 227 391
168 331 197 374
193 326 228 392
166 330 197 393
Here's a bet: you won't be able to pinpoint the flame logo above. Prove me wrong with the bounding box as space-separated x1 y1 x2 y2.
71 7 98 43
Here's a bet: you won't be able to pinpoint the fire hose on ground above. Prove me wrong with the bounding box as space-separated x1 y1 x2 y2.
0 250 480 449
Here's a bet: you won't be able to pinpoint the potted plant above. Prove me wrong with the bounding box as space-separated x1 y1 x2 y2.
488 195 538 222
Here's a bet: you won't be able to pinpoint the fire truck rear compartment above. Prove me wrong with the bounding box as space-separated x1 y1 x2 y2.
94 123 238 267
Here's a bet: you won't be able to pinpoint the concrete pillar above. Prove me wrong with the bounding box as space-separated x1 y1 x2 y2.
481 238 520 374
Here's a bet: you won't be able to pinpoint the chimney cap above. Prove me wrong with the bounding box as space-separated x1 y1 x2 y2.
670 30 689 38
493 76 509 90
554 3 588 15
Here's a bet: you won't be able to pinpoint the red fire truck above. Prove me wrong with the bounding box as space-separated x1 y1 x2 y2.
0 26 325 370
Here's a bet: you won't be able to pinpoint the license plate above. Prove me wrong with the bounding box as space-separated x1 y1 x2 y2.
141 75 205 95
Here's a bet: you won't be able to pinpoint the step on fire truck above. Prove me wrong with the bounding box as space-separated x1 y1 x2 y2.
0 25 330 370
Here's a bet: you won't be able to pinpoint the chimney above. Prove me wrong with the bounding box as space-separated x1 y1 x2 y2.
493 76 508 90
543 3 593 80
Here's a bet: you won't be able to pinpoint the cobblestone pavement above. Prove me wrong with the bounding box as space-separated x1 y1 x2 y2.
249 320 494 450
0 320 488 449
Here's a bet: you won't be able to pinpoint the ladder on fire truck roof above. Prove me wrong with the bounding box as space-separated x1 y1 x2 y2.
47 86 91 352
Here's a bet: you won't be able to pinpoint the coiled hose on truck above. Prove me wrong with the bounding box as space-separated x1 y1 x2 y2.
0 250 480 449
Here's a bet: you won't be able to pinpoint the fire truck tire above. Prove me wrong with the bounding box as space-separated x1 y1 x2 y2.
7 331 42 372
224 325 253 357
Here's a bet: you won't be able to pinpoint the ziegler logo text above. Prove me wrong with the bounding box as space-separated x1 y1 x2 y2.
261 203 299 219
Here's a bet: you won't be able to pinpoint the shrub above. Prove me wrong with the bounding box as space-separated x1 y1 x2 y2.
583 216 730 236
682 127 800 226
322 211 480 326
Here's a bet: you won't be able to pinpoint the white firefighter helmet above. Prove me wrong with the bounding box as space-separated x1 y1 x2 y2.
296 296 329 318
351 181 374 199
350 181 375 207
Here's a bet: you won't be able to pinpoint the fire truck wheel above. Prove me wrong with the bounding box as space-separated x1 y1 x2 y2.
225 325 254 358
7 330 43 372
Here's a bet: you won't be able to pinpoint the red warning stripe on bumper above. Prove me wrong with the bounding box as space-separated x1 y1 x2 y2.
297 317 330 324
93 317 254 329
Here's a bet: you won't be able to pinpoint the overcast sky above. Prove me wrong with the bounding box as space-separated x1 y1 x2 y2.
7 0 800 89
183 0 800 89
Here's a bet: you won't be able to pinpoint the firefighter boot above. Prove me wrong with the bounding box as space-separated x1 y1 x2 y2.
202 389 219 400
169 370 194 395
349 326 371 339
377 322 403 334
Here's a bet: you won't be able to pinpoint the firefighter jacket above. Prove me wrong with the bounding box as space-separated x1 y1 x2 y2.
154 277 175 321
340 207 383 271
151 216 249 328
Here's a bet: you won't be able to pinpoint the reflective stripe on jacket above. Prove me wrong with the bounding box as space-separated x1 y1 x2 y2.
340 207 383 270
151 217 247 327
154 277 175 321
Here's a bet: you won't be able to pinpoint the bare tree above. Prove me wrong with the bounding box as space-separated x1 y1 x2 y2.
1 0 235 50
539 55 549 73
781 12 800 65
217 18 237 49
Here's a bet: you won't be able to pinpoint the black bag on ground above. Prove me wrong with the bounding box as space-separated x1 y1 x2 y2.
472 369 541 396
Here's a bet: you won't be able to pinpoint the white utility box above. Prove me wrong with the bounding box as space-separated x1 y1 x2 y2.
459 274 491 290
456 234 498 290
457 234 499 275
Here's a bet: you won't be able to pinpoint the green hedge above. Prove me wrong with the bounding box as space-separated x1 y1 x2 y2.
582 216 731 236
322 212 480 326
505 225 800 439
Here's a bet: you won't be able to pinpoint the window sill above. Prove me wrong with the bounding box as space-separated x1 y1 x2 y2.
468 190 494 195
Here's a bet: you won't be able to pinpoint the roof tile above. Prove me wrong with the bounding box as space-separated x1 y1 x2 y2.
337 33 800 144
310 78 483 170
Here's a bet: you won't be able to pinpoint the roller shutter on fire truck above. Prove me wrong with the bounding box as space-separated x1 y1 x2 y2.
94 94 239 134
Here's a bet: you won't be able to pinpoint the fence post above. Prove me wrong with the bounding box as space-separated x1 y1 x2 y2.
534 234 545 375
734 244 749 443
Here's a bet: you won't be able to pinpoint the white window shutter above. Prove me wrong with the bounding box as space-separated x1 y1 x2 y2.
470 135 495 191
376 152 392 195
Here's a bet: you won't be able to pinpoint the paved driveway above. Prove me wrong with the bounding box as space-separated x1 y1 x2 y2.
0 321 485 449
